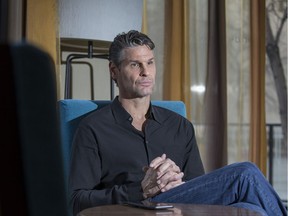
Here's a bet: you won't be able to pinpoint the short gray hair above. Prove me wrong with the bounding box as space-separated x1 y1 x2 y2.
109 30 155 66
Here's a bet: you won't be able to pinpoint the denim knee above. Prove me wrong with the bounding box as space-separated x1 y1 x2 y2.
233 161 263 177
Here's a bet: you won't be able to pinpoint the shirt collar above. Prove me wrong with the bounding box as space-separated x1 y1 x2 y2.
111 96 160 124
111 97 131 124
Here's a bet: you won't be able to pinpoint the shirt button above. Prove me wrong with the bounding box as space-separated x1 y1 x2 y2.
145 141 149 144
128 117 132 121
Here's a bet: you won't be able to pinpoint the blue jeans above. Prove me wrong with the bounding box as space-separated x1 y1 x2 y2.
151 162 287 216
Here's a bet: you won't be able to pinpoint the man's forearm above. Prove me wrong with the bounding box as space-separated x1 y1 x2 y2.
71 182 143 215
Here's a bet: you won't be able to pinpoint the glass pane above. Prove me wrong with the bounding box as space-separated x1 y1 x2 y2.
226 0 251 163
189 0 208 157
265 0 287 202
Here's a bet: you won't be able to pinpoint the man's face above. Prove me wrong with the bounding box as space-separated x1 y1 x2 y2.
110 45 156 99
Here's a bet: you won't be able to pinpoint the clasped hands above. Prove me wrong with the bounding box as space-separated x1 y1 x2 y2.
141 154 184 199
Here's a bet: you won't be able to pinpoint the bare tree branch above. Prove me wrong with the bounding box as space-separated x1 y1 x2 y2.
266 6 287 145
275 6 287 44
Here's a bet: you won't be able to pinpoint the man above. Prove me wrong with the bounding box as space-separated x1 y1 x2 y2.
69 30 286 216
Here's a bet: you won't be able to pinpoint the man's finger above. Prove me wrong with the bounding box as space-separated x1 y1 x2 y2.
161 179 185 192
149 154 166 168
159 172 184 192
156 158 181 174
142 166 149 172
158 171 184 186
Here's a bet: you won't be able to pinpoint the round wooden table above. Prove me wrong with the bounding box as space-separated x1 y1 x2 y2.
78 203 263 216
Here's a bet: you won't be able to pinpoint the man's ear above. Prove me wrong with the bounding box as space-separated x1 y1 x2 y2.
109 61 118 81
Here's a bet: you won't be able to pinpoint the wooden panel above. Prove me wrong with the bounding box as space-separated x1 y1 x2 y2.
26 0 60 98
249 0 267 175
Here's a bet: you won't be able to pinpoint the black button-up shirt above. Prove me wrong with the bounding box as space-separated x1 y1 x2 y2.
69 97 204 214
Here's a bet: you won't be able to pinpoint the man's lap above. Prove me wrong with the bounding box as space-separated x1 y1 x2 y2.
151 162 283 215
152 162 257 203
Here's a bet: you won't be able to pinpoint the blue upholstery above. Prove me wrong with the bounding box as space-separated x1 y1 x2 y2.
57 99 187 183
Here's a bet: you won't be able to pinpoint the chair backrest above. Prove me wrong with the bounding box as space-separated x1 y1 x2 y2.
0 43 68 216
57 99 187 183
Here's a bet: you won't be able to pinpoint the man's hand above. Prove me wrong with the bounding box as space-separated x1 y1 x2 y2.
141 154 184 199
141 166 161 199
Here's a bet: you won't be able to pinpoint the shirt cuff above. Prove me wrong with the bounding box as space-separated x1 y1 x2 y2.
126 182 144 201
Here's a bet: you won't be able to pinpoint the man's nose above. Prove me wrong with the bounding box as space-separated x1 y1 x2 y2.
140 65 149 76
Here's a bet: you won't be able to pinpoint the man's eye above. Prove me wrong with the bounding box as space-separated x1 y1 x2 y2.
148 60 154 65
131 63 140 68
